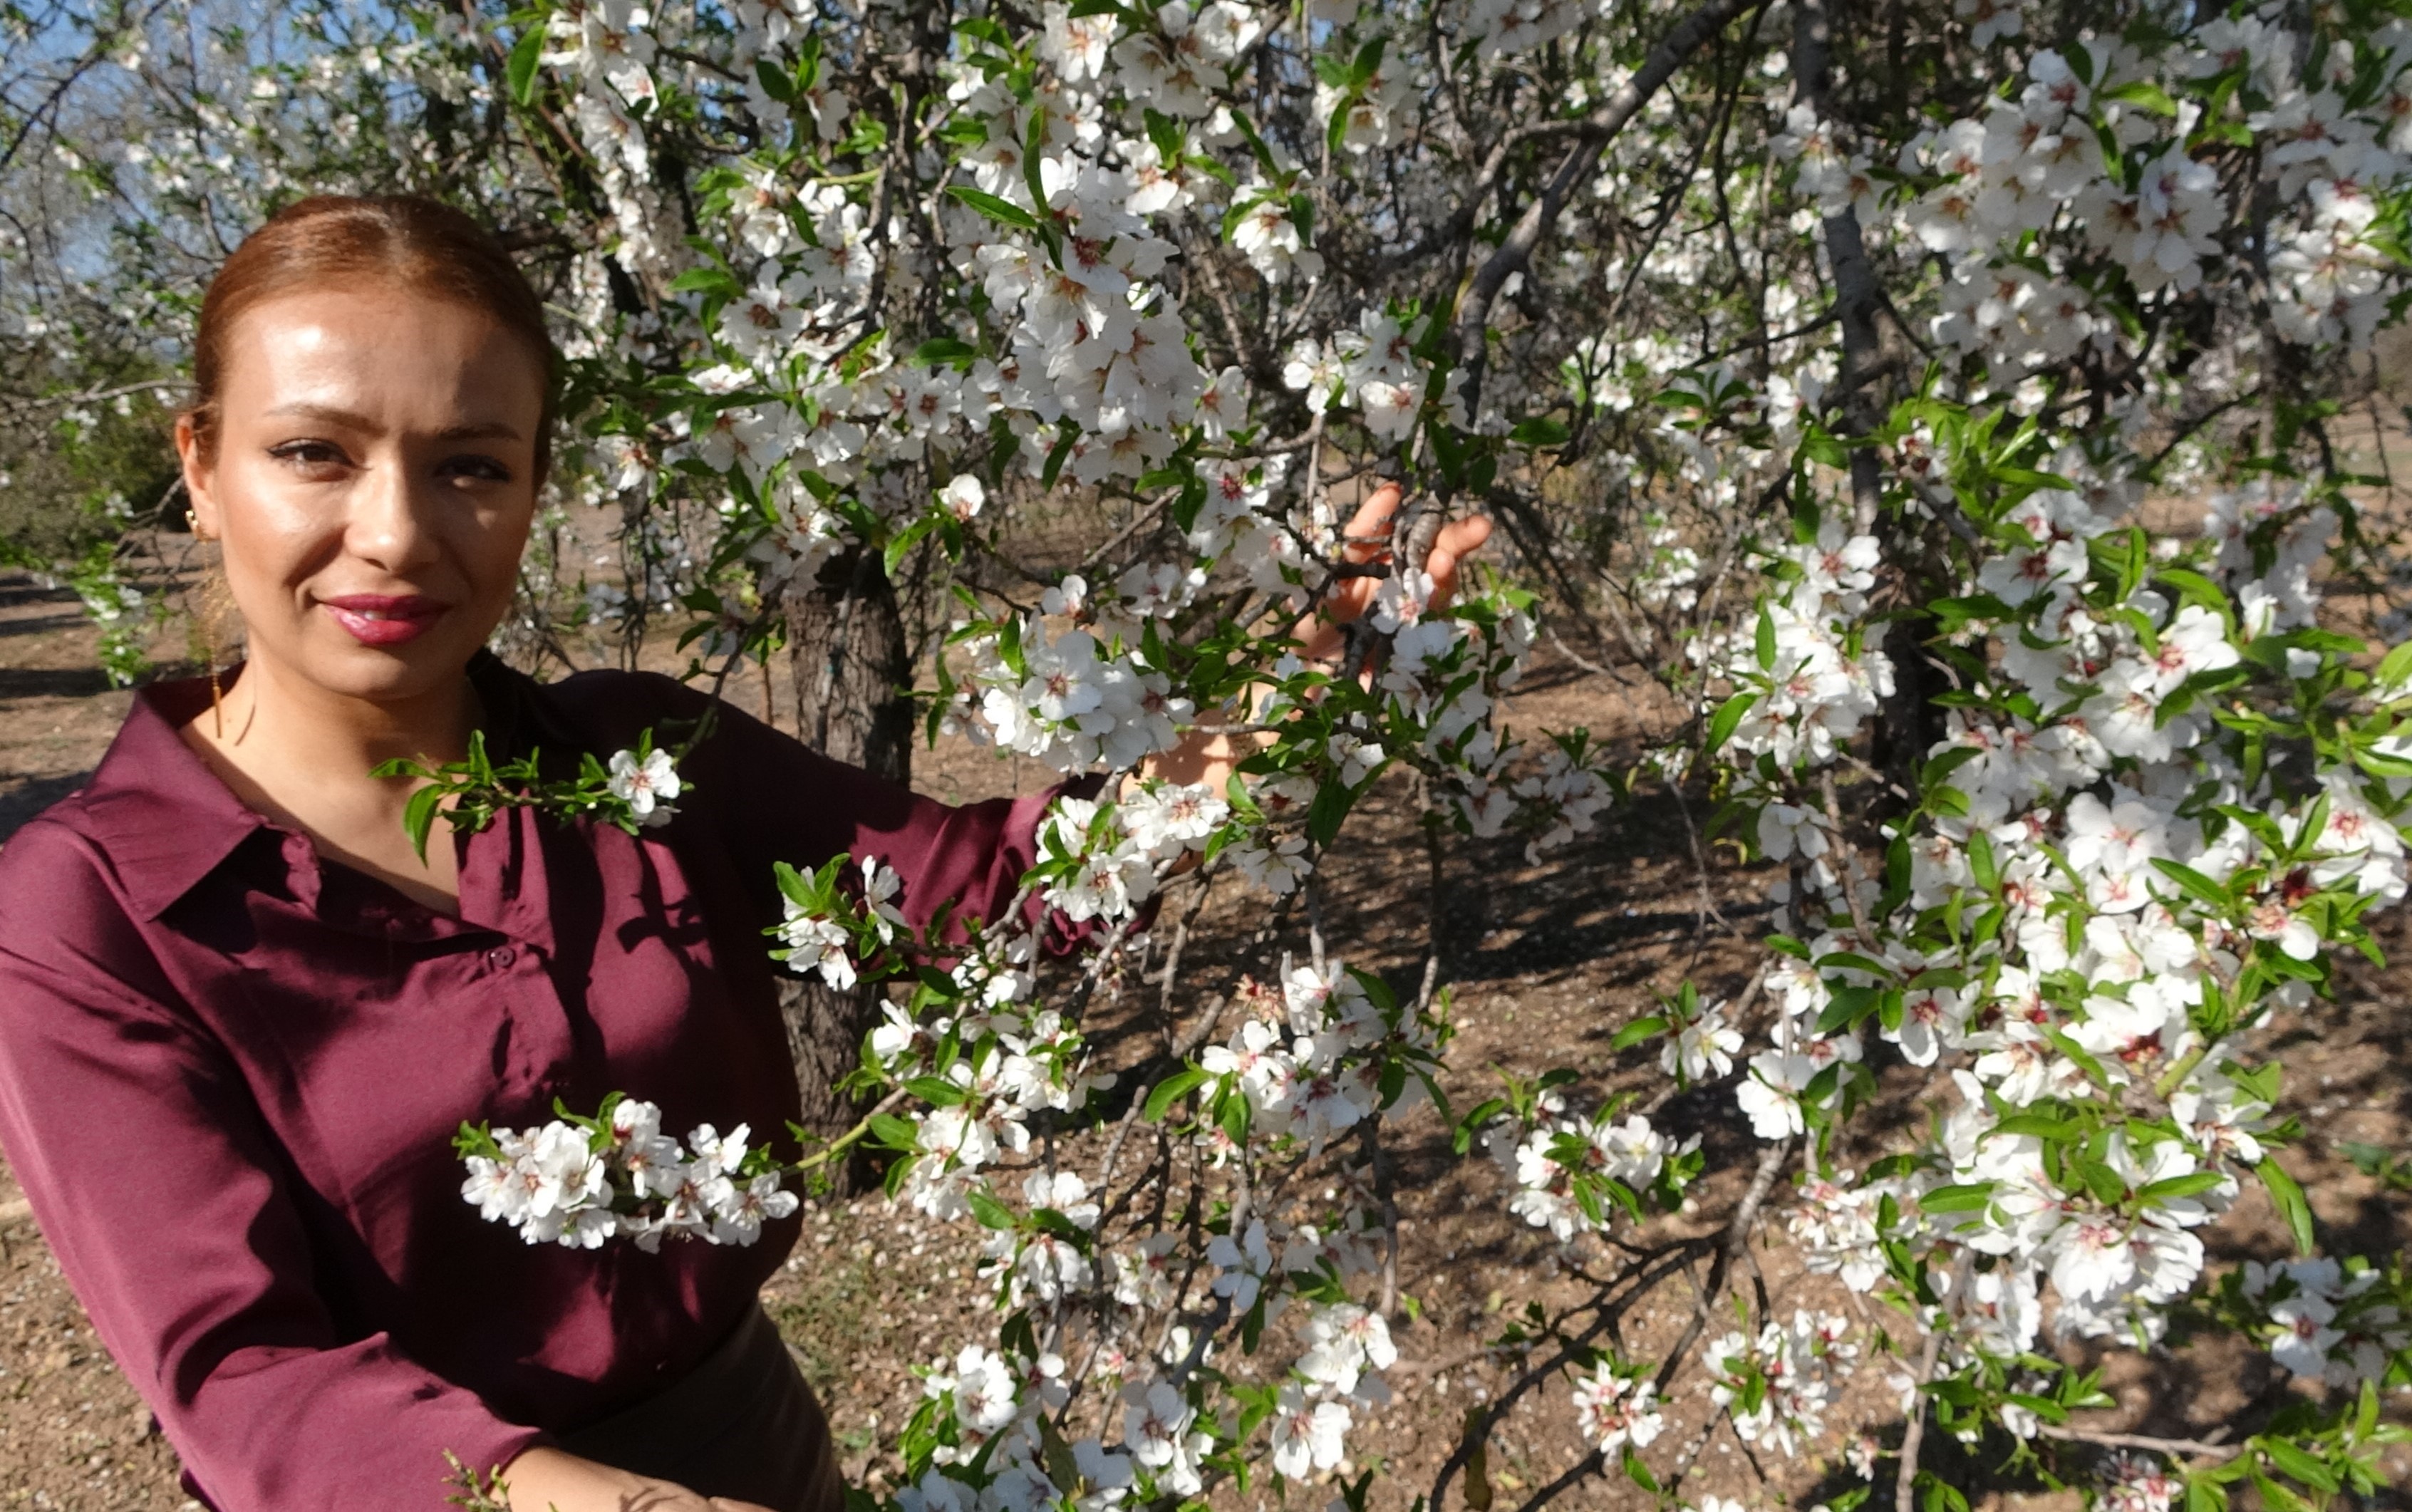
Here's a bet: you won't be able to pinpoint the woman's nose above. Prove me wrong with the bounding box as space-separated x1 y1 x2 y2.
343 450 445 574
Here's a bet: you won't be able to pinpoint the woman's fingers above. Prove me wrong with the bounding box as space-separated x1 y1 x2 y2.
1339 481 1405 562
1307 483 1494 645
1322 481 1405 628
1423 514 1494 611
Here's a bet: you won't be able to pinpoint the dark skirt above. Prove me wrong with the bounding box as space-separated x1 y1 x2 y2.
559 1305 845 1512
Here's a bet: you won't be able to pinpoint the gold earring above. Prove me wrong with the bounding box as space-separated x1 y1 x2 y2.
186 507 214 542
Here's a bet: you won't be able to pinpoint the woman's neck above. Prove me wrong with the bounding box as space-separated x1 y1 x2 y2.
208 653 480 777
180 653 481 915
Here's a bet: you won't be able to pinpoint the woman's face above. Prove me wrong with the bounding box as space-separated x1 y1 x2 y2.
178 284 545 705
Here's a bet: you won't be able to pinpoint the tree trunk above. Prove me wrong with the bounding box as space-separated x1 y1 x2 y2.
1871 610 1943 810
778 548 914 1180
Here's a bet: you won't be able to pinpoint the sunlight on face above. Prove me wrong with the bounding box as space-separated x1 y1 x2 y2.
180 285 546 705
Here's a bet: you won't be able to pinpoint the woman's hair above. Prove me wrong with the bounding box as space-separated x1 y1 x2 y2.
185 194 559 475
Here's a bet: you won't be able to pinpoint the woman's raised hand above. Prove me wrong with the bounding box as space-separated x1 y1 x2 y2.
1293 480 1494 670
1142 481 1491 791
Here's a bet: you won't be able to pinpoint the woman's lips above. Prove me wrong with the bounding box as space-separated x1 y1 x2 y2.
319 594 447 647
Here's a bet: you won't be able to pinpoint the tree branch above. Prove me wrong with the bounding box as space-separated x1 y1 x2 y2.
1791 0 1888 533
1449 0 1753 429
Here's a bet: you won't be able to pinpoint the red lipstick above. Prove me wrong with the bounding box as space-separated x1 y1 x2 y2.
320 594 447 647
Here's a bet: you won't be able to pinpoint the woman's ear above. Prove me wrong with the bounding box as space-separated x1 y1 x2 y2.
174 413 221 539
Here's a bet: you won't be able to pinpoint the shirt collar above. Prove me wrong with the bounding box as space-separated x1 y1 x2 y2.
78 652 586 921
76 671 267 921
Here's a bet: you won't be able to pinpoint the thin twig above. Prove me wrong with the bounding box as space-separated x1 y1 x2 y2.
2033 1426 2241 1462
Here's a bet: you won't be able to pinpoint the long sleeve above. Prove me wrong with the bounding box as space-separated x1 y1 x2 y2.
0 820 545 1510
584 671 1109 951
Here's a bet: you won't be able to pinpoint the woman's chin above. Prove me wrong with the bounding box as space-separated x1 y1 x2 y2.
280 627 487 705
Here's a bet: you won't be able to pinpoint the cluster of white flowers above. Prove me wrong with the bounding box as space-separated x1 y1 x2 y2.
1284 307 1457 441
2238 1257 2411 1387
460 1099 797 1251
543 0 683 281
873 958 1420 1505
1713 519 1894 780
1751 460 2410 1367
1035 783 1223 923
1484 1088 1692 1244
1860 25 2412 419
775 855 906 990
1704 1310 1856 1458
963 613 1191 774
1568 1359 1665 1454
1201 963 1438 1156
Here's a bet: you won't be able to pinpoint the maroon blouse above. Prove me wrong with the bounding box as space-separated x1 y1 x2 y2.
0 654 1084 1509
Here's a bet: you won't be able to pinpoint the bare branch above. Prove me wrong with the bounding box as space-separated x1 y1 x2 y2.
1449 0 1755 430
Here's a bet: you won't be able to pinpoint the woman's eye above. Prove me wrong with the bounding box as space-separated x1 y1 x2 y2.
270 441 348 470
439 454 514 484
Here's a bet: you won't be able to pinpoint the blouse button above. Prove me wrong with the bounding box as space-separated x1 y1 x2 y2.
486 946 517 970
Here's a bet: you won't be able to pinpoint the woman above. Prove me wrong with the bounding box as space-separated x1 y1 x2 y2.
0 195 1487 1511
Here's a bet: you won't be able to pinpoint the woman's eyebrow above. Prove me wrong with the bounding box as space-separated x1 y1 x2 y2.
260 403 521 442
264 400 379 429
433 420 524 442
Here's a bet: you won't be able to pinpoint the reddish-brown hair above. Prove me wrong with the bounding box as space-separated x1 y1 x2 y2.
185 195 559 475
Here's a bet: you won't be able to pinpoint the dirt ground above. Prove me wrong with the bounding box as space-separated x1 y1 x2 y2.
1 524 2409 1510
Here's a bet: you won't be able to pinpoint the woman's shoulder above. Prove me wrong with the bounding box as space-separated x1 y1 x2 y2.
0 779 155 926
0 804 108 892
488 660 715 762
0 808 170 995
537 665 711 730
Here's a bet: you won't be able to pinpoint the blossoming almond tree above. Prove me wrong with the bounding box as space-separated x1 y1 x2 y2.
12 0 2412 1508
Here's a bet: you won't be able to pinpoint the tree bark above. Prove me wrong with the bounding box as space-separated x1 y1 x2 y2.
778 547 914 1179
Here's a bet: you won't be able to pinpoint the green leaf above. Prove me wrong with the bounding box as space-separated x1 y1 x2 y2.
884 515 935 579
903 1075 966 1107
911 336 979 368
2137 1171 2227 1204
1754 606 1776 670
1707 691 1758 755
2103 78 2180 115
1508 417 1570 448
1813 951 1896 979
754 57 796 103
1816 985 1883 1035
947 185 1042 232
966 1185 1015 1229
1920 1181 1997 1213
1611 1015 1669 1051
1040 426 1078 489
2258 1438 2339 1494
867 1113 922 1151
1144 1067 1209 1122
403 784 447 863
1306 777 1355 847
2150 859 2232 909
1620 1446 1659 1494
2185 1474 2229 1512
670 266 742 297
2374 639 2412 693
2257 1157 2317 1254
1990 1112 2080 1141
507 25 545 105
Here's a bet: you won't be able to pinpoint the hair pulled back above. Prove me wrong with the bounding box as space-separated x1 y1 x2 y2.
185 195 559 475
